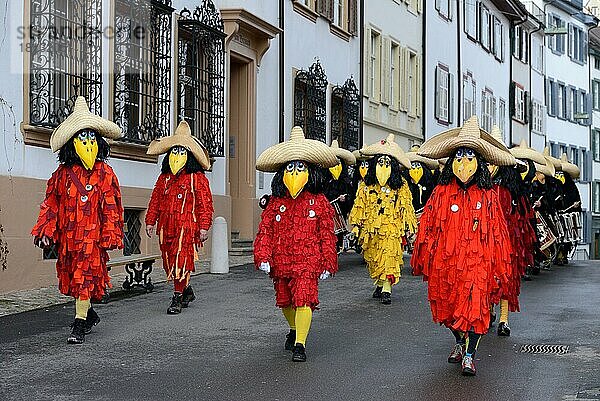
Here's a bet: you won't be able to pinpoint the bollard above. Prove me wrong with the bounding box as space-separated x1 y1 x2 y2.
210 216 229 274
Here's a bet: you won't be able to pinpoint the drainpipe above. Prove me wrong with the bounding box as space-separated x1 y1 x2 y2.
359 0 365 148
279 0 285 143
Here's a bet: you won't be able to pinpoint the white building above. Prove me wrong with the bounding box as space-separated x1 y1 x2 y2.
535 0 597 258
588 26 600 258
0 0 360 294
363 0 423 149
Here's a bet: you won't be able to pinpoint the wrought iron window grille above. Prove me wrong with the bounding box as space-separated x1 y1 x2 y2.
29 0 103 128
331 77 360 151
294 60 328 143
177 1 226 157
123 209 142 256
113 0 174 145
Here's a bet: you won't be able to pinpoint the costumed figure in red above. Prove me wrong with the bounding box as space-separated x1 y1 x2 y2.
411 117 515 376
254 126 338 362
32 97 124 344
488 127 537 337
145 121 214 315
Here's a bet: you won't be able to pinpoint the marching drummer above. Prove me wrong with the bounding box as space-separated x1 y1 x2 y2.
322 140 357 253
554 154 583 265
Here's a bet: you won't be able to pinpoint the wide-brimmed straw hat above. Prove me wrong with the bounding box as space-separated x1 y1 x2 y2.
418 116 516 166
330 140 356 165
509 139 546 165
256 126 339 172
147 120 211 170
50 96 122 152
560 153 580 179
543 147 562 170
352 149 370 162
534 159 556 177
361 134 411 169
406 145 438 169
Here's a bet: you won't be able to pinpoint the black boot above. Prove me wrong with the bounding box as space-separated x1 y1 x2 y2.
84 308 101 334
285 330 296 351
167 293 183 315
381 292 392 305
497 322 511 336
181 286 196 308
372 286 383 299
67 318 86 344
292 343 307 362
523 266 532 281
489 311 496 329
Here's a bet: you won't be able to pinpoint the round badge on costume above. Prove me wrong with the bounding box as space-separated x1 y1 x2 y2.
280 205 286 213
85 184 93 191
177 194 183 199
451 204 459 212
81 195 88 203
308 210 316 218
476 201 482 210
276 214 281 222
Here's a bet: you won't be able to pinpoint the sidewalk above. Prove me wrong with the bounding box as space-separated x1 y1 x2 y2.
0 255 253 317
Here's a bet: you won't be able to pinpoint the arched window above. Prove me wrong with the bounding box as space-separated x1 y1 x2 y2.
29 0 103 127
177 1 226 157
331 77 360 151
294 60 328 143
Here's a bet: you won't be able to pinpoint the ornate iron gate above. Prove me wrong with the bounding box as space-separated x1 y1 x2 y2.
294 60 328 143
331 77 360 151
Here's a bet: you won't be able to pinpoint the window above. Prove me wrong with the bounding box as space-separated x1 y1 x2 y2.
593 182 600 213
532 100 545 134
571 147 580 167
569 87 578 121
464 0 477 39
177 4 226 157
331 77 360 151
29 0 103 128
407 51 418 116
479 4 491 51
547 79 557 116
481 89 495 132
548 15 566 54
595 56 600 70
435 0 451 20
593 130 600 162
513 25 528 62
582 149 590 182
294 60 328 142
369 30 381 99
593 80 600 111
114 0 174 144
463 73 476 121
435 64 453 124
557 83 566 119
532 35 544 73
493 17 503 61
333 0 344 27
498 99 506 139
124 209 142 256
568 24 587 63
390 43 399 108
513 83 525 122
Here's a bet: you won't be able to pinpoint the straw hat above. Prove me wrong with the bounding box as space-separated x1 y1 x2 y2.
534 158 556 177
418 116 516 166
361 134 411 169
256 126 339 172
50 96 122 152
147 120 211 170
543 146 562 170
330 140 356 165
509 139 546 165
406 145 438 169
352 149 370 162
560 153 581 179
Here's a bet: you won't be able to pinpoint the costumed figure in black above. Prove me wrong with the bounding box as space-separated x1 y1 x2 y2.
554 154 582 265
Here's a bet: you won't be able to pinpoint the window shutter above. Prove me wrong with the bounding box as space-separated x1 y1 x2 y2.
546 79 553 116
584 31 589 63
364 27 371 95
318 0 333 20
416 54 422 117
552 81 558 117
509 81 515 117
348 0 358 35
399 48 407 111
524 91 530 124
568 23 574 59
417 0 423 14
381 37 391 105
403 48 411 112
586 92 592 126
434 66 440 119
449 73 455 124
566 87 573 121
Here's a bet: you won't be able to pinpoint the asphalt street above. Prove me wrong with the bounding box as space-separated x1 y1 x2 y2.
1 254 599 401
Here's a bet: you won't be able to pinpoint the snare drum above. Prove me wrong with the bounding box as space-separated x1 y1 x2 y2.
536 211 557 251
331 199 349 234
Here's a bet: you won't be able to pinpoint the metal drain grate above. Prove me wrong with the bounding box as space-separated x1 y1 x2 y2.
519 344 570 355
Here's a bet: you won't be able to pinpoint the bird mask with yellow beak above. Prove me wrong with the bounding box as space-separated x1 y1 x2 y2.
520 162 530 181
409 161 424 184
359 160 369 179
283 161 309 199
73 130 99 170
376 155 392 186
169 146 188 175
452 147 478 184
554 171 565 184
329 162 343 180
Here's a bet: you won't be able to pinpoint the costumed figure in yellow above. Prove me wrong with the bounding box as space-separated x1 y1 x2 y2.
349 134 417 305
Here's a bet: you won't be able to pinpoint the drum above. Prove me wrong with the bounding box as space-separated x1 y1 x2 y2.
331 199 349 235
536 211 557 251
560 213 574 242
549 213 565 243
569 212 583 242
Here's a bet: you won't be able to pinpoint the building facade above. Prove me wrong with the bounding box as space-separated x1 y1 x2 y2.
0 0 361 294
588 26 600 258
363 0 423 149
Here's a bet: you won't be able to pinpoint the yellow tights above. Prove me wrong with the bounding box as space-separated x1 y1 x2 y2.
75 298 91 320
282 306 296 330
282 306 312 345
499 299 509 324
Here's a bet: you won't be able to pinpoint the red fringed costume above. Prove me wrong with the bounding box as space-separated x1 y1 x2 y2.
494 186 536 312
145 171 214 281
412 180 512 335
31 163 124 301
254 191 338 310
